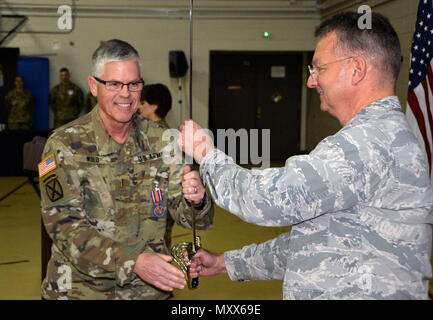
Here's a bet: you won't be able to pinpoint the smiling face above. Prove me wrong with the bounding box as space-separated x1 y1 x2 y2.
89 59 141 130
307 32 353 124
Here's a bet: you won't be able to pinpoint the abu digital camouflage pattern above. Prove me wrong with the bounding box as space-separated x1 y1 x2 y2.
200 96 433 299
40 105 214 299
5 88 35 130
49 82 84 128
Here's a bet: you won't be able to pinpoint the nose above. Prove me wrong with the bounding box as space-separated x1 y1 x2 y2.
307 74 317 88
119 83 131 97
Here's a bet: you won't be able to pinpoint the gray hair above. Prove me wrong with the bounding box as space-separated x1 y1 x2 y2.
315 12 401 86
91 39 143 77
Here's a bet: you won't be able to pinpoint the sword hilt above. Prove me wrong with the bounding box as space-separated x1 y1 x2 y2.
171 235 201 290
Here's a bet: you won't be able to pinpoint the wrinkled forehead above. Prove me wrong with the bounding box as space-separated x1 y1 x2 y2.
312 32 340 65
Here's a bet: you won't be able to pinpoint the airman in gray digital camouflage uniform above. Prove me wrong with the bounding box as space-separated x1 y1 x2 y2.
39 39 214 300
49 68 84 128
5 75 35 130
183 12 433 300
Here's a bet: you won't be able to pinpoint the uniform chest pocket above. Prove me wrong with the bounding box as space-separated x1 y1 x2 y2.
128 156 170 216
75 161 114 219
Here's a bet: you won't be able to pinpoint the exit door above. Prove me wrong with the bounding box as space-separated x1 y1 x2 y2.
209 51 303 162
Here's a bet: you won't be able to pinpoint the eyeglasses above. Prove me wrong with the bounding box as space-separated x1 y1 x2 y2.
308 56 354 80
93 76 144 92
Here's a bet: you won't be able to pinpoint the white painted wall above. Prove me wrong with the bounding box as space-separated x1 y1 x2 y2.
2 0 421 149
2 0 319 129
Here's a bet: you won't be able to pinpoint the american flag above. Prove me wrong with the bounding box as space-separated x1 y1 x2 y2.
406 0 433 186
38 154 57 178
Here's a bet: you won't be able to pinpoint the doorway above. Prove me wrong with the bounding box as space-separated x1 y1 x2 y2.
209 51 303 162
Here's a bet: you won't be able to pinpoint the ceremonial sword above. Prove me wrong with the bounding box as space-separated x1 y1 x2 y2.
171 0 201 290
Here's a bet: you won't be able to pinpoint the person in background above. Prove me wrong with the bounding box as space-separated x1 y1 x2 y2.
5 75 35 130
83 91 98 114
49 67 84 128
139 83 171 128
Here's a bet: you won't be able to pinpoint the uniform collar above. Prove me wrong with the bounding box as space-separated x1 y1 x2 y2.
346 96 401 128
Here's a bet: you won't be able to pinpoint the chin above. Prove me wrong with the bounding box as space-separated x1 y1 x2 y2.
320 104 328 112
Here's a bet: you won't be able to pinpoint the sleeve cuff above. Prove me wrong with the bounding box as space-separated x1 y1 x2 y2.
115 243 152 287
185 192 207 210
224 249 250 282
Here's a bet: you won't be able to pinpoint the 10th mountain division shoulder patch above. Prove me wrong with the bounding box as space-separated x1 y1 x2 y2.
44 175 64 202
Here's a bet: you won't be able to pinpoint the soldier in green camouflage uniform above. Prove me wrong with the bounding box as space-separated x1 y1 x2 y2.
139 83 175 248
83 91 98 114
5 75 35 130
39 39 214 300
50 68 84 128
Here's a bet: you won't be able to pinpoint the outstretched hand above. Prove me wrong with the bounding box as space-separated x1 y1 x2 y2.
133 252 186 291
189 248 227 278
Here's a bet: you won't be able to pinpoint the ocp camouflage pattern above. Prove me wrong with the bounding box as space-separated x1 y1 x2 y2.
49 82 84 128
40 106 214 299
5 88 35 130
200 96 433 300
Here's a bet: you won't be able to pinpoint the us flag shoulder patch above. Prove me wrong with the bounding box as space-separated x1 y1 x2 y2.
38 154 57 178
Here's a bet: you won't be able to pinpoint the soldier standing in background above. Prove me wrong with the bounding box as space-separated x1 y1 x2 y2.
49 68 84 128
83 91 97 114
5 75 35 130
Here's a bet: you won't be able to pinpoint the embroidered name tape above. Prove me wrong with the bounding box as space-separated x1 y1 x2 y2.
38 154 57 178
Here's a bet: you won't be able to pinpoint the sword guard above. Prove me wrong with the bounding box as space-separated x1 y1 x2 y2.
171 236 201 289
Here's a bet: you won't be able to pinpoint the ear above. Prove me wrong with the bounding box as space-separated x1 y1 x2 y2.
88 76 98 97
351 56 367 86
150 104 158 112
